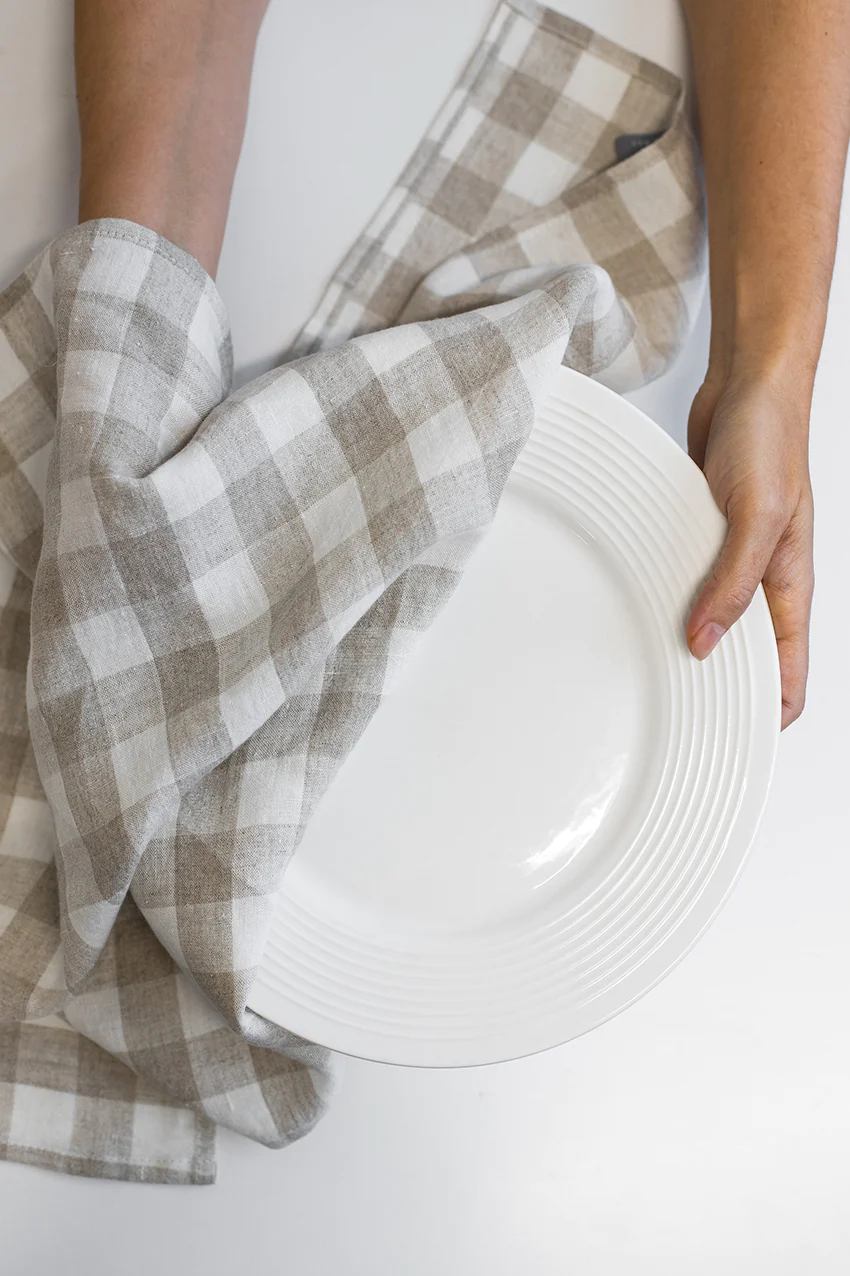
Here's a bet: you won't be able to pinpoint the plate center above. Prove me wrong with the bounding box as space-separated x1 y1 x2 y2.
283 478 659 938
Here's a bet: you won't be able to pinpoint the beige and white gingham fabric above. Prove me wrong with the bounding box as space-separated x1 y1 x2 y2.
0 0 704 1184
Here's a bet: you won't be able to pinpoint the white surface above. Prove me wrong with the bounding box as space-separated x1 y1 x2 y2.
250 369 780 1066
1 1 849 1272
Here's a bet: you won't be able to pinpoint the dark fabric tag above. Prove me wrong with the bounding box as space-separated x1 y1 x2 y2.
614 131 664 162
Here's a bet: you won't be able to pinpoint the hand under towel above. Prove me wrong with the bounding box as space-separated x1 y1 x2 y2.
0 0 704 1184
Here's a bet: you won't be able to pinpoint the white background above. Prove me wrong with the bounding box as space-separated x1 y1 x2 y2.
1 2 848 1272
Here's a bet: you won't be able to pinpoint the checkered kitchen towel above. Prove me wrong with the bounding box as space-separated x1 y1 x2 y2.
0 0 704 1183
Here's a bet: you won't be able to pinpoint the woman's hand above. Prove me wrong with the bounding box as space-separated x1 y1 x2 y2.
682 0 850 732
685 362 814 729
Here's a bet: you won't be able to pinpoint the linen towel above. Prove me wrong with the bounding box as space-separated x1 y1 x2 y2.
0 0 704 1183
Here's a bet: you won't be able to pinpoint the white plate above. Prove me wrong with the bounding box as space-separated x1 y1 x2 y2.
248 367 781 1066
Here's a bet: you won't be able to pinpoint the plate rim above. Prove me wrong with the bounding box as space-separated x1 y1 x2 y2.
248 366 782 1066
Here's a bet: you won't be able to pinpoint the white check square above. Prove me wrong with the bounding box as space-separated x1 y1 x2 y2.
111 721 174 810
407 403 482 485
151 444 226 521
77 237 153 301
504 141 579 206
357 323 433 376
566 52 630 118
237 754 307 828
187 294 226 380
176 973 227 1039
617 160 693 239
192 549 270 640
248 370 327 453
441 106 485 162
497 14 535 69
69 987 128 1055
9 1083 76 1154
61 350 122 416
219 657 282 745
301 475 368 562
201 1081 277 1144
0 794 56 861
0 330 30 397
382 203 424 258
131 1101 198 1171
230 895 269 970
73 605 154 679
19 441 52 508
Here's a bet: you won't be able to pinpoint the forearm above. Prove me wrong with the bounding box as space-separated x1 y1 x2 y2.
681 0 850 725
75 0 269 276
683 0 850 392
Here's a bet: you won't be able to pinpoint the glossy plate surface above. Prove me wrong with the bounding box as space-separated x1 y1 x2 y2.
248 367 781 1066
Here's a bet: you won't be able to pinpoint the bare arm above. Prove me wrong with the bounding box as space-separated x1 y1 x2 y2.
75 0 269 277
682 0 850 727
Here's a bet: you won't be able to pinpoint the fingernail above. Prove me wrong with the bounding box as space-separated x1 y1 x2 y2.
691 621 726 660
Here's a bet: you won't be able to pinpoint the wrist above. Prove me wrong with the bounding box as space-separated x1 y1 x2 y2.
699 331 819 447
706 316 822 401
707 272 829 395
726 342 819 397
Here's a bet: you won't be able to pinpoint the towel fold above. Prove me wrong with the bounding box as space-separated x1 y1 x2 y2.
0 0 704 1184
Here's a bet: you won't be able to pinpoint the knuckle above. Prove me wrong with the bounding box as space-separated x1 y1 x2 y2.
780 516 815 562
733 487 796 534
712 570 756 616
767 549 815 609
767 569 798 599
771 572 813 606
756 494 794 532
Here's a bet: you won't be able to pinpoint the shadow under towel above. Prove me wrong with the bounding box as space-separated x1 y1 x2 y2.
0 0 704 1184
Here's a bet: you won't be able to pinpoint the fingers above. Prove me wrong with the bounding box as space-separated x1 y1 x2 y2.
686 499 787 660
762 497 814 729
686 492 814 730
683 369 814 728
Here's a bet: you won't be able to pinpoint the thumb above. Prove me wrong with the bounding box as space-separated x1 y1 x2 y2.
686 503 780 659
